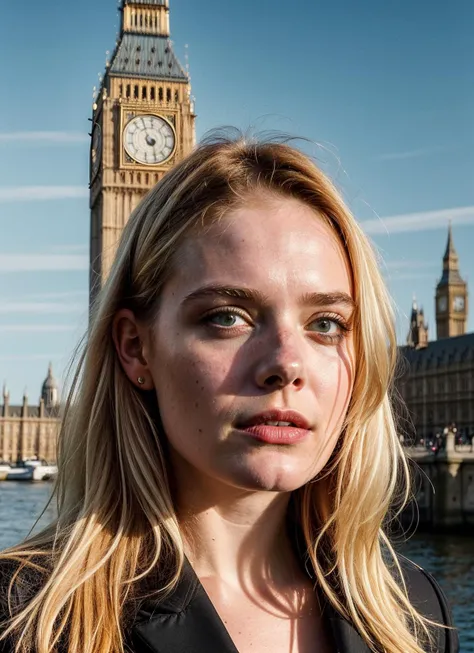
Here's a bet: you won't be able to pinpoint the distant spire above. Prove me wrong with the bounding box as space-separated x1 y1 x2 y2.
443 220 458 261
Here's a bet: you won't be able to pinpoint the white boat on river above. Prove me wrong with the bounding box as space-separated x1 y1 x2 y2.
0 459 58 482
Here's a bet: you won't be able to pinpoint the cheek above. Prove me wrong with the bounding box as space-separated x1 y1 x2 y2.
314 347 354 424
153 339 234 425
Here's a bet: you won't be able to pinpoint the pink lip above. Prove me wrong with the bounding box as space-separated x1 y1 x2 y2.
237 409 312 445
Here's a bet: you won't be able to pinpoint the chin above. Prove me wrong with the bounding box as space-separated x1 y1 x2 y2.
225 457 316 493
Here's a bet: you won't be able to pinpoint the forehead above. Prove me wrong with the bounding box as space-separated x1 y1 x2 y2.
170 195 352 298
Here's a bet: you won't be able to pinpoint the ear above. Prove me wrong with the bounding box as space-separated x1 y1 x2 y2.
112 309 154 390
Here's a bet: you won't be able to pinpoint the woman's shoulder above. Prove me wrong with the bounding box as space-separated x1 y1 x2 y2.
397 554 459 652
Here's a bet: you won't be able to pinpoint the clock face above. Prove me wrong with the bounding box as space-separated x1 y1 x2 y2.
90 124 102 179
123 114 176 165
438 296 447 312
453 295 465 312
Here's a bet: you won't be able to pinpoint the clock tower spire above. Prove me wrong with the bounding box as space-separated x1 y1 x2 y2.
435 223 468 339
89 0 195 305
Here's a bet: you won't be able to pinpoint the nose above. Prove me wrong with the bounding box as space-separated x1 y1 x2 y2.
254 331 306 391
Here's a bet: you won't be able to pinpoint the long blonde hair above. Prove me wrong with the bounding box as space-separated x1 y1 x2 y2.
1 133 436 652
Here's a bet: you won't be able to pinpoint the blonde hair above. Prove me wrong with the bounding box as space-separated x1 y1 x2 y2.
1 133 437 652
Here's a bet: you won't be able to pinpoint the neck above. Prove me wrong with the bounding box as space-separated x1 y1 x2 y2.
174 474 299 589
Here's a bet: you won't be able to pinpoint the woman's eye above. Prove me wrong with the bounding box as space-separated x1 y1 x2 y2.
206 311 247 328
309 318 341 335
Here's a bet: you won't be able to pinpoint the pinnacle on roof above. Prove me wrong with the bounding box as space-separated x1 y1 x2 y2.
443 221 458 260
42 363 58 391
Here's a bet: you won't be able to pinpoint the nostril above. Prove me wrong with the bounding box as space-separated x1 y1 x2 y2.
265 375 282 387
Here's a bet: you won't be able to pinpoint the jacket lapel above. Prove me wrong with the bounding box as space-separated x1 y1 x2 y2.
130 561 371 653
326 606 372 653
130 561 238 653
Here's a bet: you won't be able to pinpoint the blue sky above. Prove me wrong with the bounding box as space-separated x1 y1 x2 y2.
1 0 473 403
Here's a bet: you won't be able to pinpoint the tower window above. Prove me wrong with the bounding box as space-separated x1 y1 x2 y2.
134 85 139 99
126 84 131 98
119 84 123 97
137 173 142 183
166 88 171 102
150 87 155 100
142 86 147 99
159 87 163 101
175 90 179 102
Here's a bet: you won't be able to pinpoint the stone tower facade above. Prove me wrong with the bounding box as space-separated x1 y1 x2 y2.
406 297 429 349
89 0 195 304
435 224 468 339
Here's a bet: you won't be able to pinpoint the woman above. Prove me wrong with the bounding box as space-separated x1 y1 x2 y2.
0 134 458 652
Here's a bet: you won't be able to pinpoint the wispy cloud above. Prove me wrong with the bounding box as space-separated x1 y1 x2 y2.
0 302 84 314
384 260 438 270
0 254 88 272
0 131 88 144
375 145 449 161
361 205 474 235
0 186 88 203
0 325 76 333
17 290 88 301
0 354 61 362
385 272 437 281
49 244 88 254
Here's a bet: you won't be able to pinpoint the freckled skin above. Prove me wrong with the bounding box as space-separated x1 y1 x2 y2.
148 196 355 494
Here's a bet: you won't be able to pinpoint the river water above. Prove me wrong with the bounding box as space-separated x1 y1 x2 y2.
0 482 473 651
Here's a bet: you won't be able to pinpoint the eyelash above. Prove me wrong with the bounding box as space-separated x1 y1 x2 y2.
202 307 352 344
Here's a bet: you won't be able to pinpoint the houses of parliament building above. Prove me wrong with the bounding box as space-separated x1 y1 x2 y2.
0 0 471 461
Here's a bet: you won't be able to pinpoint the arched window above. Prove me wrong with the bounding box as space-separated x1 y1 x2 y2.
150 87 155 100
126 84 131 98
137 173 142 183
166 88 171 102
134 85 139 99
159 87 164 101
142 86 147 99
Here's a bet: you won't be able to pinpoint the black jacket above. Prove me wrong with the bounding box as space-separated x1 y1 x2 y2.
127 556 459 653
0 556 459 653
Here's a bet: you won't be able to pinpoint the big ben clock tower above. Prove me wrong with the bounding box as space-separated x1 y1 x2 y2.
89 0 195 303
435 224 468 339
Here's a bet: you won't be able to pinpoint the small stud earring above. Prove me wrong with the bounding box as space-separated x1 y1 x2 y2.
137 377 145 386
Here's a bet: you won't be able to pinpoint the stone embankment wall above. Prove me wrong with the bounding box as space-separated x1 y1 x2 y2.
406 433 474 531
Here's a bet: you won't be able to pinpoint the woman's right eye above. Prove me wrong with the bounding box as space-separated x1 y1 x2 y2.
205 310 248 328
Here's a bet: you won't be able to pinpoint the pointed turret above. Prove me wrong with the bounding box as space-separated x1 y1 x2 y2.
41 363 59 411
440 222 463 286
2 383 9 418
435 224 468 339
407 296 428 349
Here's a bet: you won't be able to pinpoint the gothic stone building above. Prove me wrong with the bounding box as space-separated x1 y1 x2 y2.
90 0 196 304
398 226 473 441
1 1 195 464
0 365 61 464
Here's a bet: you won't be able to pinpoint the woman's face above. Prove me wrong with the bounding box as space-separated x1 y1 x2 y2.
147 194 355 494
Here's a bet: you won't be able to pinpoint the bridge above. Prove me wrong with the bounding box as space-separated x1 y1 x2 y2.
405 432 474 531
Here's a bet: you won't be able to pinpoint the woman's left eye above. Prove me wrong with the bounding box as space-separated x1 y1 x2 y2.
307 316 347 339
205 311 248 328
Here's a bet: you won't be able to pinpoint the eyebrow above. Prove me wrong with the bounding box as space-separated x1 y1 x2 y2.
182 285 356 311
